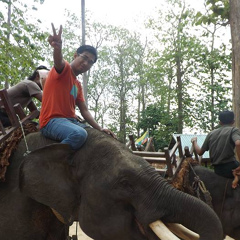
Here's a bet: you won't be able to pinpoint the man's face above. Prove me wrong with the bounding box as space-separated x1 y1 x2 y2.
36 69 50 90
72 51 95 75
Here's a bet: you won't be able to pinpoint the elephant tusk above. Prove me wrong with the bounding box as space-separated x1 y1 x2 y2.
166 223 199 240
149 220 180 240
51 208 67 224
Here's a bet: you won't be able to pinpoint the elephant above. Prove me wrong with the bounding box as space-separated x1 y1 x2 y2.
175 159 240 240
0 128 223 240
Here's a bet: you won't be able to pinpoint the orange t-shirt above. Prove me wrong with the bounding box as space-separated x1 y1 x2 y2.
39 61 85 129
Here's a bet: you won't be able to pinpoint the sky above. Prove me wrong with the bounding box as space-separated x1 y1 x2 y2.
37 0 205 32
38 0 161 27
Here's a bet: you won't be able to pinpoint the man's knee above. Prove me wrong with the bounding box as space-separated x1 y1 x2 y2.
64 128 88 150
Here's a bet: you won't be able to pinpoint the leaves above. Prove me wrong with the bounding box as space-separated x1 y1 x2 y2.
0 0 233 146
0 0 49 88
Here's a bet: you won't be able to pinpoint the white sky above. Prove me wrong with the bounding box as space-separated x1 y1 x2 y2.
37 0 205 31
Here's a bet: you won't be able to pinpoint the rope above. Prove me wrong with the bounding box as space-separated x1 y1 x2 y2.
220 179 229 221
189 161 213 208
16 115 31 156
0 120 38 182
192 176 213 208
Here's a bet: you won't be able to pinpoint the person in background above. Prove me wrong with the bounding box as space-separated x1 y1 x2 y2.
37 68 50 90
39 23 116 150
0 65 49 127
191 110 240 189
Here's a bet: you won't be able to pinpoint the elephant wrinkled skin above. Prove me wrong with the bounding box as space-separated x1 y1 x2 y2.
0 128 223 240
188 165 240 240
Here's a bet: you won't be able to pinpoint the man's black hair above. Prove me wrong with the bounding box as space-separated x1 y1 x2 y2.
28 65 50 81
77 45 98 63
219 110 234 124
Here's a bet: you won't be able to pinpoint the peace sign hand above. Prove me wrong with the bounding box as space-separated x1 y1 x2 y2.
48 23 63 49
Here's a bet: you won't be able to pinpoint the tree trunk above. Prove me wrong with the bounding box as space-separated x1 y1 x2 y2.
230 0 240 128
81 0 88 106
176 56 183 133
5 0 11 89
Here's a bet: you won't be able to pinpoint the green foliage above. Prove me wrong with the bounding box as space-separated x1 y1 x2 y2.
137 103 178 150
146 0 208 133
87 24 148 142
190 3 232 132
0 0 233 145
62 9 82 63
195 0 229 26
0 0 49 88
206 0 229 22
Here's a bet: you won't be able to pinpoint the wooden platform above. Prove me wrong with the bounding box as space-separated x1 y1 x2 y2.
0 89 40 144
131 136 185 179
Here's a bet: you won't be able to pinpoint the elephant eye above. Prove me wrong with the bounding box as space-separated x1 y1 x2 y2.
120 179 128 187
119 179 134 193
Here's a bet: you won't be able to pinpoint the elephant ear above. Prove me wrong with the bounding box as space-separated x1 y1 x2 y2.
19 143 78 225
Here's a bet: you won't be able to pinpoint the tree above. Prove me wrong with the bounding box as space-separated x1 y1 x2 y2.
193 8 232 131
137 103 178 151
230 0 240 128
88 46 112 124
198 0 240 128
85 23 148 142
0 0 48 88
147 0 205 133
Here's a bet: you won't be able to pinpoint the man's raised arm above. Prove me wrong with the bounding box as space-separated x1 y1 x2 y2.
48 23 65 73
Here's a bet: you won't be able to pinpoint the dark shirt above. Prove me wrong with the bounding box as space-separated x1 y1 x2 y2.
201 125 240 165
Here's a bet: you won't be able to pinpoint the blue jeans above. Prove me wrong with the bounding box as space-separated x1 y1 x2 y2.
40 118 88 150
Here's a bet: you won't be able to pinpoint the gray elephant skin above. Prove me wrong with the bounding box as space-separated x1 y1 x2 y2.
0 128 223 240
188 165 240 240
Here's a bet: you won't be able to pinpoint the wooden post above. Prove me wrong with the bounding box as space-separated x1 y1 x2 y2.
128 134 136 151
0 89 19 127
145 137 155 152
164 147 173 177
177 136 183 159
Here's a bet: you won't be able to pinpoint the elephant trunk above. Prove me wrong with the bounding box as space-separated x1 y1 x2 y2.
134 169 223 240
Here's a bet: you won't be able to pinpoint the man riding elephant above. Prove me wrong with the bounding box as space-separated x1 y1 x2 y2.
191 110 240 188
0 128 224 240
39 23 115 151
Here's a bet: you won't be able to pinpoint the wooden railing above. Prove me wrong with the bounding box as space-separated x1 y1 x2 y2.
132 136 184 178
190 142 211 167
0 89 40 144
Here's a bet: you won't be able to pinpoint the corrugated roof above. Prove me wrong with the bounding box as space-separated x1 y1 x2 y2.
171 134 209 158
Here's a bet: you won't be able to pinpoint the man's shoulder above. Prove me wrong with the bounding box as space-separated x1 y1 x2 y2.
206 127 228 138
210 125 237 138
8 79 32 91
213 125 233 132
207 127 221 135
62 60 71 72
20 79 41 93
54 60 71 76
19 79 37 86
12 79 30 86
24 79 39 88
231 126 240 135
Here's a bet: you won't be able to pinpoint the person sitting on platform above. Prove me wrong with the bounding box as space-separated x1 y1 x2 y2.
0 65 49 127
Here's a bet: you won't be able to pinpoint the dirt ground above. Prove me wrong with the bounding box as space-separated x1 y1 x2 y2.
69 222 234 240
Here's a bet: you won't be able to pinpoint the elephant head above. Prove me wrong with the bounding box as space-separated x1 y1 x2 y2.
18 128 223 240
182 163 240 240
